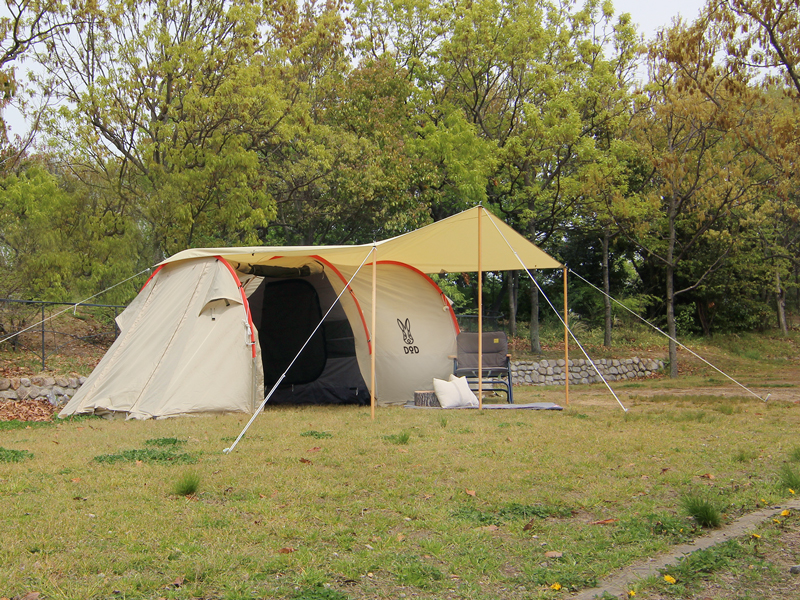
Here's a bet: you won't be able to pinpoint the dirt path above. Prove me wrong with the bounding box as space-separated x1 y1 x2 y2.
570 499 800 600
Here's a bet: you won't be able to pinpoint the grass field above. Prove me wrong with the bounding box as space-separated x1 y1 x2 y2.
1 325 798 599
1 385 799 599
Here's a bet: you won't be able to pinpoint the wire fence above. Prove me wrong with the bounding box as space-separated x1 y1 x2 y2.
0 298 126 371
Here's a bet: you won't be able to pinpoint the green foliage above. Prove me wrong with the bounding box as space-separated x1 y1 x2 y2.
681 493 722 529
0 447 33 462
788 447 800 463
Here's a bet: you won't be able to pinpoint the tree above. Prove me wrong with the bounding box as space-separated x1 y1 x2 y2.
35 0 287 261
616 17 772 376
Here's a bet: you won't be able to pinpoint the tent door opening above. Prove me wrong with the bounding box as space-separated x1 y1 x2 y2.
252 272 370 405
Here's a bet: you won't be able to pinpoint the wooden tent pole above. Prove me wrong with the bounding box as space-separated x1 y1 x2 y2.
370 245 377 420
564 266 569 407
478 207 483 410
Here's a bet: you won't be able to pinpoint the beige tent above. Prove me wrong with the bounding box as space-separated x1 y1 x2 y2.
59 207 561 419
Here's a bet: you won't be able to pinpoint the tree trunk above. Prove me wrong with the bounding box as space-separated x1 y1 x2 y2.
508 271 518 337
776 268 788 336
667 196 678 378
530 278 541 353
602 229 612 347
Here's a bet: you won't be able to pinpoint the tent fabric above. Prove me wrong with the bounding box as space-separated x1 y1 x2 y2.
59 207 561 419
60 258 263 419
161 207 562 273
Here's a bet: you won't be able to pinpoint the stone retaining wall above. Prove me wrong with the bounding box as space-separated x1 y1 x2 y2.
0 376 86 404
0 356 664 404
511 357 665 386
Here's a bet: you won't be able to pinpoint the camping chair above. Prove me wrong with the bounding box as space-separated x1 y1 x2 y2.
451 331 514 403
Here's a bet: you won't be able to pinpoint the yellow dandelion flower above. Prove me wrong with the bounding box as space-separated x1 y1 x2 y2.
664 575 676 584
781 509 790 516
628 591 636 597
751 533 761 539
790 489 796 495
773 519 781 523
760 498 767 503
550 582 562 590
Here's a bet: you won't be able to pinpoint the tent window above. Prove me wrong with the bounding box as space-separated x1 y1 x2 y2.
259 279 327 388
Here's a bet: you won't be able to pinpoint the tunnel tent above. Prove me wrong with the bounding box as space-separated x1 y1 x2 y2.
58 207 562 420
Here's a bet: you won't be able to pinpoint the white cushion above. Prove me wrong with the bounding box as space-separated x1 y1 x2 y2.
433 378 464 408
449 374 479 407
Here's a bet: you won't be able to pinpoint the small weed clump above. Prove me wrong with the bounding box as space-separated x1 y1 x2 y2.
301 430 333 439
383 431 410 445
0 447 33 462
788 446 800 463
94 448 197 465
173 470 201 496
145 437 184 447
292 586 349 600
733 448 758 463
681 494 722 528
777 464 800 491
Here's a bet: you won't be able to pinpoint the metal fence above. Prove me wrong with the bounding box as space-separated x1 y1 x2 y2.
0 298 126 371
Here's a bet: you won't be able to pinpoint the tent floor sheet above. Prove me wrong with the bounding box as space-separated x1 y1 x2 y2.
403 401 563 410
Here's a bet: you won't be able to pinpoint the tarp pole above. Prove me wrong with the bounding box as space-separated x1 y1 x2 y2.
370 244 377 420
564 266 569 407
478 206 483 410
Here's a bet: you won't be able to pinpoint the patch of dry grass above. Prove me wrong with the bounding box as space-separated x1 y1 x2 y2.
0 391 798 599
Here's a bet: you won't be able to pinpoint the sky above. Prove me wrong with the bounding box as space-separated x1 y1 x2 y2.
613 0 708 39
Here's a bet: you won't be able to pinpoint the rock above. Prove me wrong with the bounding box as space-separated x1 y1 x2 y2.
791 565 800 575
0 378 9 391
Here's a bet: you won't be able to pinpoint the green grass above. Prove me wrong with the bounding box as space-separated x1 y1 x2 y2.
173 470 201 496
777 464 800 492
0 446 34 462
382 431 411 445
0 382 798 599
681 493 722 528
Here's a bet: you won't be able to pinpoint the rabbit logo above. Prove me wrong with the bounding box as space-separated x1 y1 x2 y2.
397 318 419 354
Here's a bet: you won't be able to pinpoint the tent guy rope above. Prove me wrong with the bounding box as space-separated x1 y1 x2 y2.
0 266 154 347
223 245 376 454
484 215 629 412
568 269 770 403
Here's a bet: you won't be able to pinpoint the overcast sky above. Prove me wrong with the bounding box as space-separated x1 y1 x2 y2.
613 0 707 39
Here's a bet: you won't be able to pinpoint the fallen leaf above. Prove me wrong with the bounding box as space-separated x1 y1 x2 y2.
165 577 184 588
397 448 408 453
70 478 81 483
522 519 536 531
308 447 321 452
299 458 313 465
478 524 499 532
465 489 476 497
544 551 563 558
700 473 715 480
135 460 143 466
396 533 406 542
591 518 619 525
259 493 266 499
278 547 295 554
19 593 41 600
660 468 670 475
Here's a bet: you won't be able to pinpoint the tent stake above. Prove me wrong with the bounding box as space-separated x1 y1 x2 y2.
370 244 377 420
564 267 569 407
478 206 483 410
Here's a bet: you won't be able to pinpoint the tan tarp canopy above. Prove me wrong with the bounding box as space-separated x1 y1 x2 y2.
163 207 562 272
